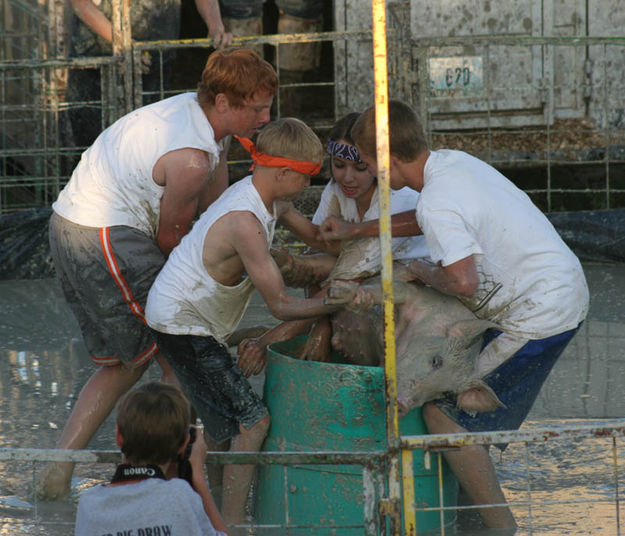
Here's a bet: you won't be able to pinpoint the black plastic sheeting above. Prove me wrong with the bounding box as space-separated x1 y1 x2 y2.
547 209 625 264
0 208 55 280
0 207 624 280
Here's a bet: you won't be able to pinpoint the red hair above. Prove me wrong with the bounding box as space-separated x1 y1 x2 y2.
197 49 278 109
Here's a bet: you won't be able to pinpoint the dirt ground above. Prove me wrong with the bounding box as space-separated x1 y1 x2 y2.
432 118 625 162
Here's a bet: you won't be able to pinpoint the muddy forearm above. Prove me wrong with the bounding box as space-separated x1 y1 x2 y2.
258 318 318 348
71 0 113 43
355 211 422 239
407 258 477 297
270 295 340 321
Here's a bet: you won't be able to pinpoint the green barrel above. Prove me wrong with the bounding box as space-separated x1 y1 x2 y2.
254 336 458 535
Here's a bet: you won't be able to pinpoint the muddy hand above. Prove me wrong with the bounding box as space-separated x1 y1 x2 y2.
318 215 357 241
237 338 266 377
209 27 234 49
324 280 374 312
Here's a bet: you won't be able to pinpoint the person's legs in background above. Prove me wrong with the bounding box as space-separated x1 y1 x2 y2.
220 0 265 57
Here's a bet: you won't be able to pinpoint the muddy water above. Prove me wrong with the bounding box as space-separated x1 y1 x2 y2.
0 261 623 535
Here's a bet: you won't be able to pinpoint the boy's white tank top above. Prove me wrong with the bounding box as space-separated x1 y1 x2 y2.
146 176 276 343
53 92 223 239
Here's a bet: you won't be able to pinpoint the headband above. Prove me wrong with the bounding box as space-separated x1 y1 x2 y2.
235 136 322 176
326 138 361 162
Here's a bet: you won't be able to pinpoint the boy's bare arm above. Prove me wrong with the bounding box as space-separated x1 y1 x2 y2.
70 0 113 43
156 148 214 255
231 213 360 320
319 210 422 241
408 255 479 297
278 202 340 255
193 0 234 49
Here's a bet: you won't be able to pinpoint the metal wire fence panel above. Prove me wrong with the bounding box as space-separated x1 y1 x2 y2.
1 0 625 215
0 422 621 534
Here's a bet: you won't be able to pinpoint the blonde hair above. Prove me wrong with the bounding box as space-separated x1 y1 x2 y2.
117 382 191 465
256 117 323 166
352 100 428 162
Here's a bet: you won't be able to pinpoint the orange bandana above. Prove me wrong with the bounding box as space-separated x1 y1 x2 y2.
235 136 322 176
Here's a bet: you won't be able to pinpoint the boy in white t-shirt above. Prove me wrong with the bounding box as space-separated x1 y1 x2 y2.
74 382 227 536
319 100 589 530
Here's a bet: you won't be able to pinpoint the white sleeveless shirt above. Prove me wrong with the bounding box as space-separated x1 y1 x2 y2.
146 176 276 343
53 92 224 239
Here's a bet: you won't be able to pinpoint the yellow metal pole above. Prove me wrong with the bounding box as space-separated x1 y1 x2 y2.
402 448 417 535
371 0 402 533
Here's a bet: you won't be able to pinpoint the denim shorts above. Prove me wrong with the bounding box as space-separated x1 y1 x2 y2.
435 324 582 448
220 0 323 19
152 330 269 443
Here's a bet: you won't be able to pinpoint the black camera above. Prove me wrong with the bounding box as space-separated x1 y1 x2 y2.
177 426 196 485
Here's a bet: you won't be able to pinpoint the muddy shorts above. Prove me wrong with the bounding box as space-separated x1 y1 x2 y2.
49 212 165 367
152 330 269 443
435 324 582 448
220 0 323 19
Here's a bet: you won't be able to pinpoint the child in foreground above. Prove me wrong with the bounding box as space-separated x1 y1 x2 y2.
74 381 227 536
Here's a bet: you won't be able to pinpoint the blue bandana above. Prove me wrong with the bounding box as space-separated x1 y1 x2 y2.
326 138 361 162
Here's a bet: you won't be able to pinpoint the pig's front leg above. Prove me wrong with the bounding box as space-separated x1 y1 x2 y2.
298 315 332 362
270 247 336 288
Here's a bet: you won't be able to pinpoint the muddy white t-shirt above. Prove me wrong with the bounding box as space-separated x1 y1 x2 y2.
53 92 224 239
417 149 589 338
146 176 276 343
74 478 221 536
312 181 430 279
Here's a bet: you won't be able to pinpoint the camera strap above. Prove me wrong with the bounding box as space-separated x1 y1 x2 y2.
110 464 166 484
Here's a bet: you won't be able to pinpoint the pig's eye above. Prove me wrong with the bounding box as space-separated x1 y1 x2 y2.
431 355 443 370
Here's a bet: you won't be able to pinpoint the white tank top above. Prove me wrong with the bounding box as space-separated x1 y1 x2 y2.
146 176 276 342
53 92 224 239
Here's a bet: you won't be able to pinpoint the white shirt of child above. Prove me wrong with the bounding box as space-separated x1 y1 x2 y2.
54 92 224 239
74 477 223 536
313 181 431 269
417 149 589 339
146 176 276 342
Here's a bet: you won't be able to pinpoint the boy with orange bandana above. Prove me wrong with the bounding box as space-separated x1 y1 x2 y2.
145 117 368 532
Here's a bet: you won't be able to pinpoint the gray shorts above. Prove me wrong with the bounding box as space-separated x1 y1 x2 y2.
49 212 165 367
152 330 269 443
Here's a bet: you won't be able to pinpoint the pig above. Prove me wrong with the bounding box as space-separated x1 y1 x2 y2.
273 238 504 416
329 272 504 416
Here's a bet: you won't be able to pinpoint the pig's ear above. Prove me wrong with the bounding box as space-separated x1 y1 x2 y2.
446 319 494 348
457 380 506 412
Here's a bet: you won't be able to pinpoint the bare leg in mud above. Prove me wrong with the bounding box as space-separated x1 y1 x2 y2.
422 403 517 532
202 434 230 510
221 417 271 534
37 353 176 500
